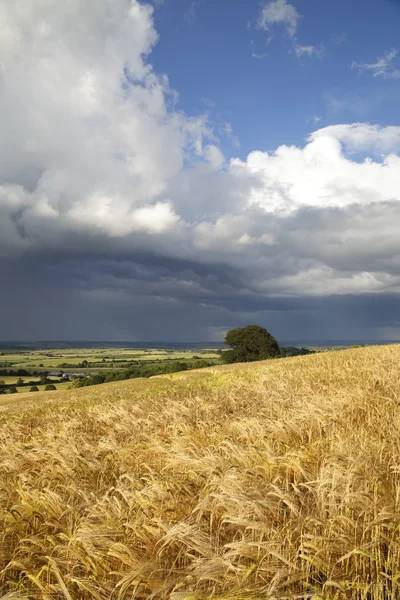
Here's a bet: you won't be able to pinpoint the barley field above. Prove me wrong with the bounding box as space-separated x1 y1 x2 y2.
1 345 400 599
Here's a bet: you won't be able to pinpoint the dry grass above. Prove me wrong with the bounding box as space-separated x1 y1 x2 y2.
1 346 400 599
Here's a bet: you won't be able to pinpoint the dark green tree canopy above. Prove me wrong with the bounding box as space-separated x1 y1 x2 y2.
223 325 280 364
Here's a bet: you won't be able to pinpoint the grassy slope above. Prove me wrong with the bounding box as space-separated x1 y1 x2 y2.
1 346 400 598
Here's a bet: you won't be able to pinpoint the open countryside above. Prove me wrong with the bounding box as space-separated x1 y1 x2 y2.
0 347 225 394
0 333 320 396
0 348 222 369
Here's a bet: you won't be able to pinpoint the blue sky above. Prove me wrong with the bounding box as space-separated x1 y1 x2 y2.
151 0 400 158
1 0 400 342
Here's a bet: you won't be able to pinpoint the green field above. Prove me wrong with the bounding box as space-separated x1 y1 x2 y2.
0 376 40 385
0 347 222 394
0 375 65 385
15 382 70 393
0 378 69 394
0 348 221 370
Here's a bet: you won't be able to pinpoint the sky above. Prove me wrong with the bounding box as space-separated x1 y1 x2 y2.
1 0 400 342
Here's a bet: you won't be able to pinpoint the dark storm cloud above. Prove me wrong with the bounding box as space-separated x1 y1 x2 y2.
3 192 400 341
2 249 399 341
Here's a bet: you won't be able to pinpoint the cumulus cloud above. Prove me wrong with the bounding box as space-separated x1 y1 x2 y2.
352 49 400 79
310 123 400 155
232 124 400 213
0 0 210 248
204 145 225 170
1 1 400 340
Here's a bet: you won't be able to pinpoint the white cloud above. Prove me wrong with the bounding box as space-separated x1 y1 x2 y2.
257 1 322 61
0 0 211 245
223 122 241 148
310 123 400 154
2 1 400 305
294 44 323 58
307 116 322 124
130 202 179 234
352 49 400 79
258 0 300 38
201 97 216 108
67 193 179 236
204 145 225 170
185 0 202 24
232 126 400 214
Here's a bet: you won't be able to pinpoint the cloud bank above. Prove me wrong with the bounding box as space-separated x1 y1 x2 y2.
1 0 400 341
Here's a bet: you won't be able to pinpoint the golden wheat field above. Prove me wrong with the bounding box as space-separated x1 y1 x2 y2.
1 346 400 599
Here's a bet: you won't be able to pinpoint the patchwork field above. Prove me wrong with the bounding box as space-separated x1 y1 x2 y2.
0 377 70 394
0 376 40 385
0 347 223 394
0 348 221 371
1 345 400 598
16 382 71 393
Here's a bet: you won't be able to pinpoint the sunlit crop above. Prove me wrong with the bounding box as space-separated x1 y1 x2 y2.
1 346 400 599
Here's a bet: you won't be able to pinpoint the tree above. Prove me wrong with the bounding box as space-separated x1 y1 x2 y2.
280 346 315 358
44 384 56 391
30 386 39 392
222 325 280 364
16 378 24 386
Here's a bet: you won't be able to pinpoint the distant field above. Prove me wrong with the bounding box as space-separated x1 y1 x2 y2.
0 375 39 385
0 347 222 394
16 382 70 393
0 376 64 385
0 345 400 598
0 348 221 370
0 377 69 392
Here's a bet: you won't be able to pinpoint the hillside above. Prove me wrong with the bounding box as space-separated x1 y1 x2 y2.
1 346 400 599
